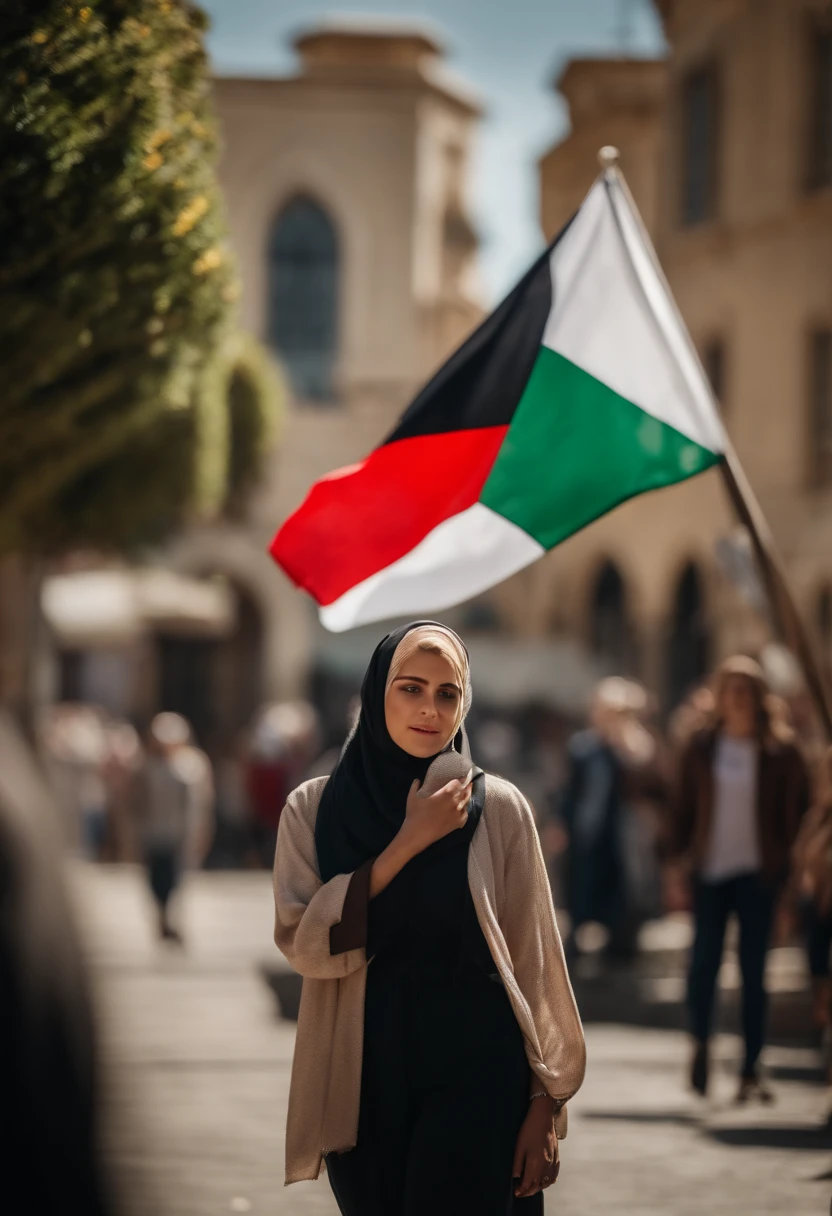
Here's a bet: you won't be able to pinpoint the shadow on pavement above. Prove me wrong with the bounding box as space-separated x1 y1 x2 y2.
708 1125 832 1151
568 955 814 1047
260 964 302 1020
578 1110 699 1126
768 1062 826 1084
260 937 816 1051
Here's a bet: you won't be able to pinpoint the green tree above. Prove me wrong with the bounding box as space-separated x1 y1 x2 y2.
220 332 286 520
0 0 236 551
0 2 287 720
42 332 286 550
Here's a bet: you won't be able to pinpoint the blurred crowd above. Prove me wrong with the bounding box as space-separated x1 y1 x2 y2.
541 657 832 1111
33 656 832 1108
37 698 324 942
6 648 832 1216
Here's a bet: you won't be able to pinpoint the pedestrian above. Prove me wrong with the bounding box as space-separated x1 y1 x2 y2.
102 718 142 862
41 704 110 859
669 655 810 1102
139 712 214 944
558 678 632 959
245 703 293 868
791 745 832 1111
667 684 716 753
272 622 585 1214
212 733 250 867
615 681 669 931
301 695 362 781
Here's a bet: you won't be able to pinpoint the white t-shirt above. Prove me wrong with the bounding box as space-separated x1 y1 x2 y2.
702 735 761 881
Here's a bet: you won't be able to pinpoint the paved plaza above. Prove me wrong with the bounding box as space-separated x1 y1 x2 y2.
69 864 832 1216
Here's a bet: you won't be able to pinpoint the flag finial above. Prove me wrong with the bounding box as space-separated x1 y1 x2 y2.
598 145 620 169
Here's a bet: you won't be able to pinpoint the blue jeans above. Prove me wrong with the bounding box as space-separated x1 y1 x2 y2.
688 872 776 1076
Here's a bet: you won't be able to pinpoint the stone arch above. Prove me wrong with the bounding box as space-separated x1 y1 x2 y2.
664 560 710 710
161 530 282 750
588 558 638 675
153 583 265 752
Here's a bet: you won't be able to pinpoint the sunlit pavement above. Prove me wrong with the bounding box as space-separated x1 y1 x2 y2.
69 863 832 1216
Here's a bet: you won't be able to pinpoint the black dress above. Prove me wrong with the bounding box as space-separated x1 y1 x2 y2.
325 834 544 1216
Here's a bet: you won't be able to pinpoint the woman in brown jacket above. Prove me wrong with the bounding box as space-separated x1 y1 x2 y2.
272 622 585 1214
669 656 810 1102
792 746 832 1078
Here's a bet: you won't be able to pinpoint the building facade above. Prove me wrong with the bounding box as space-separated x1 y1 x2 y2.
655 0 832 669
45 22 484 742
532 0 832 707
48 4 832 738
160 23 484 735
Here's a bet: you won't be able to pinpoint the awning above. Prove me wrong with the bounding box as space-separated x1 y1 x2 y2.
42 568 236 648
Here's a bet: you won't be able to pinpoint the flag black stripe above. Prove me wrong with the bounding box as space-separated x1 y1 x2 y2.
384 215 575 445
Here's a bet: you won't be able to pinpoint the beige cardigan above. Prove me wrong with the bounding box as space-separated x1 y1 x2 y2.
273 769 586 1186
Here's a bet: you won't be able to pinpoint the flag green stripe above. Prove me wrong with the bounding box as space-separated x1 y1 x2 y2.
479 346 721 550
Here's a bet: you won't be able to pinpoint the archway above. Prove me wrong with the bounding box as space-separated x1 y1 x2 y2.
155 580 265 752
589 561 637 674
665 562 710 710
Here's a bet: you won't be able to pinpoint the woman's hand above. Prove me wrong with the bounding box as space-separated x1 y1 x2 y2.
513 1096 559 1199
399 775 472 855
368 775 472 898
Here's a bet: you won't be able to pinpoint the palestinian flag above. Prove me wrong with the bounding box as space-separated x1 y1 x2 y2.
270 170 726 632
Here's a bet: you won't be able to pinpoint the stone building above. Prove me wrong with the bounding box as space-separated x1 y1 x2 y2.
74 22 484 740
530 0 832 707
47 3 832 738
539 57 667 240
655 0 832 684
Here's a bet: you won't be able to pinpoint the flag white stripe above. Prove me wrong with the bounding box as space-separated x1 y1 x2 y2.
320 504 543 632
542 178 725 455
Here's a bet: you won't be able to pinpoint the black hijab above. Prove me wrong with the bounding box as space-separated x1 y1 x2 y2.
315 621 484 883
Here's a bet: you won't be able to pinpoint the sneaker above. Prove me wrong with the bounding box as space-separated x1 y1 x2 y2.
690 1041 709 1096
736 1074 774 1105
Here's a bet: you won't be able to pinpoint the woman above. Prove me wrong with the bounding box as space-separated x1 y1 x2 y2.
792 746 832 1107
558 678 630 958
140 712 214 944
273 622 585 1214
669 656 810 1102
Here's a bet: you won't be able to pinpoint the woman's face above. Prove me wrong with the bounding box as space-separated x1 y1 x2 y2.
384 649 462 758
720 673 758 735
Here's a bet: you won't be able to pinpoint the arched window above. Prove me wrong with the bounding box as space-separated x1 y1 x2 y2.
268 196 339 403
680 61 720 226
665 562 709 709
590 561 636 673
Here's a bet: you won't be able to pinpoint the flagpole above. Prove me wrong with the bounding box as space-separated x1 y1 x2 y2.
597 147 832 739
719 447 832 739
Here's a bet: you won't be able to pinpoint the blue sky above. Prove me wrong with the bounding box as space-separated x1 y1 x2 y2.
201 0 666 303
